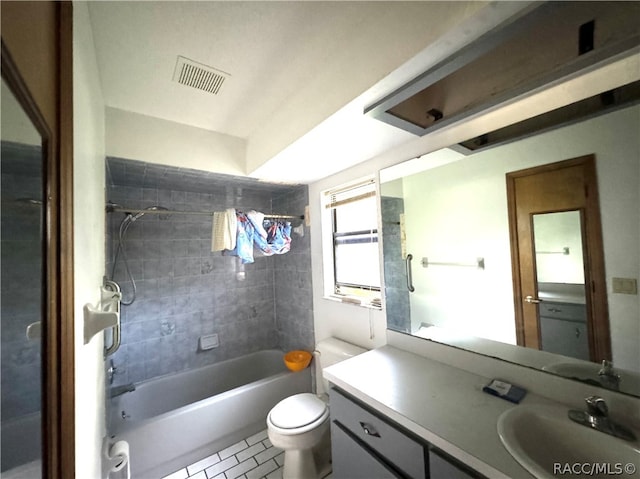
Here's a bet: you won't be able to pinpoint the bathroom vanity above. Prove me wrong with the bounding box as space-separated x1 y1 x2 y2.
325 344 640 478
328 344 639 479
325 346 538 478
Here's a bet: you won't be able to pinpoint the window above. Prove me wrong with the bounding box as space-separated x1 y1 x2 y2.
326 179 381 304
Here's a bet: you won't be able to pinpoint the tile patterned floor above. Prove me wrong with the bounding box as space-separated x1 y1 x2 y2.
162 429 285 479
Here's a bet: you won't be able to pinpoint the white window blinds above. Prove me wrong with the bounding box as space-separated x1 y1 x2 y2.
325 178 381 297
325 178 376 209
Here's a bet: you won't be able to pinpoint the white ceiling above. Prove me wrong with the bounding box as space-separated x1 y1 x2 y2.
87 1 509 182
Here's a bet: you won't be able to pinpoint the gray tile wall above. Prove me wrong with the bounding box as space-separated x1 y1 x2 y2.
381 197 411 333
1 142 43 420
106 158 313 388
272 188 314 353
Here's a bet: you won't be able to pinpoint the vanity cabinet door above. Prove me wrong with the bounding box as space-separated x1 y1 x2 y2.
429 449 480 479
539 316 589 360
539 301 589 359
330 388 427 479
331 422 400 479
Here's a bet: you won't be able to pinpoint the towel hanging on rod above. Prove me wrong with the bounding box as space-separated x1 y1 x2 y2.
232 210 293 264
421 257 485 269
536 247 570 255
211 208 237 252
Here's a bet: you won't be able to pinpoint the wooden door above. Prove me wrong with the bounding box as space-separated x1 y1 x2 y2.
506 155 610 362
1 2 75 478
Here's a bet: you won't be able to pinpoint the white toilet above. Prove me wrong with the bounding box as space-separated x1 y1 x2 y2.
267 337 366 479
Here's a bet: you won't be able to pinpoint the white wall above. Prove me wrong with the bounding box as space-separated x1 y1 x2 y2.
105 108 246 175
73 3 107 478
403 157 515 343
380 178 404 199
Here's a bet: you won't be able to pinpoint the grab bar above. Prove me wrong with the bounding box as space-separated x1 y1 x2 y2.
405 254 415 292
104 280 122 356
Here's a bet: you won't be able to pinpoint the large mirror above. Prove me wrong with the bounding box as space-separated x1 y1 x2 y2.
0 78 45 474
380 67 640 396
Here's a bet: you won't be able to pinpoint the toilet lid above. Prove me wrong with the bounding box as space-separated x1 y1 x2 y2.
269 393 327 429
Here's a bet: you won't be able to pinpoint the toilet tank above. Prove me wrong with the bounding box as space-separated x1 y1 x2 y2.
315 337 366 396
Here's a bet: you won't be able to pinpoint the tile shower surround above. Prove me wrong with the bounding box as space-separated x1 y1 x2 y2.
381 197 411 333
106 157 314 388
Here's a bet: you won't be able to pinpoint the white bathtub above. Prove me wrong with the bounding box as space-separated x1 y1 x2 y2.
108 349 312 478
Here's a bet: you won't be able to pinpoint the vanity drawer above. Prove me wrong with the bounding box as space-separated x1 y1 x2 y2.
539 302 586 322
330 388 426 479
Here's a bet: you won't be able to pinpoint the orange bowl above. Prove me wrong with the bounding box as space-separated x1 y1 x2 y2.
284 350 312 372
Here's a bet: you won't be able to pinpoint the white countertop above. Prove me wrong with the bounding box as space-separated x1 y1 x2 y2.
538 283 586 305
323 345 563 478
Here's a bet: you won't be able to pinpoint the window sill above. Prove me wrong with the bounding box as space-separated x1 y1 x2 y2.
323 294 382 310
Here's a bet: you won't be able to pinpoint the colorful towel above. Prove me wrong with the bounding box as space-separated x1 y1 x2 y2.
230 211 292 263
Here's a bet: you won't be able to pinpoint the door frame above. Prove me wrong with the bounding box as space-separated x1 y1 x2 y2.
506 155 611 362
1 2 75 478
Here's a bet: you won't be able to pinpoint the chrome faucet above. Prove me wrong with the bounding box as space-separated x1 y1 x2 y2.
568 396 636 441
598 360 620 390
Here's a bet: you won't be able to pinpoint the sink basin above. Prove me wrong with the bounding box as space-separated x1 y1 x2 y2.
498 404 640 478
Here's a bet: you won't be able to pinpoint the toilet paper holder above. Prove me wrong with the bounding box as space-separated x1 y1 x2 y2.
84 280 122 355
103 436 130 478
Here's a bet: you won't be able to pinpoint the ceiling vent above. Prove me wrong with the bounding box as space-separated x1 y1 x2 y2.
173 56 229 95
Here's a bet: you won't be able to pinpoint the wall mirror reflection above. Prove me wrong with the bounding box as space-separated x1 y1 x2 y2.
0 78 45 475
533 211 590 359
380 98 640 397
506 155 610 366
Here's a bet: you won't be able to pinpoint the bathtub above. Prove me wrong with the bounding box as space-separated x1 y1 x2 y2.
108 349 311 478
1 412 41 473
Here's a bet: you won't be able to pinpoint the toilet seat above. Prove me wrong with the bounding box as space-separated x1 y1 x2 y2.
268 393 329 435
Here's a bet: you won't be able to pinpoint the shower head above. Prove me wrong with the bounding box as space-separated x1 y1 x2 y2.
113 204 170 305
106 201 123 213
